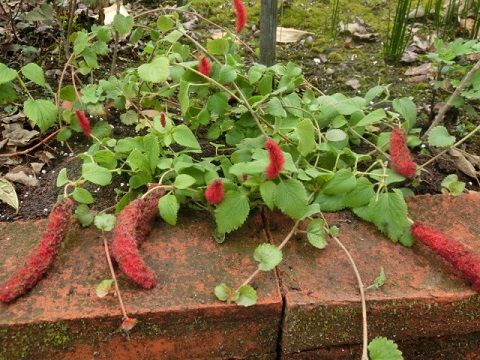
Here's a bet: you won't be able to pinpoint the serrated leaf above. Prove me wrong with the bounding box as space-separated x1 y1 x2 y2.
158 194 179 225
21 63 46 87
0 63 17 84
428 126 456 147
23 99 57 133
368 267 386 290
344 177 375 208
368 337 403 360
254 243 282 271
235 284 257 307
157 15 174 32
314 192 346 212
214 283 232 301
259 181 276 210
354 190 412 245
82 163 112 186
94 213 116 231
0 178 19 212
96 279 113 298
266 97 287 118
73 31 89 55
72 187 94 204
75 204 94 227
296 118 316 156
138 56 169 83
323 169 357 195
274 179 308 220
173 124 201 149
307 219 327 249
214 190 250 234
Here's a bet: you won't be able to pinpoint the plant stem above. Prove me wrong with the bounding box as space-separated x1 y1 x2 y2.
332 235 368 360
110 0 121 75
424 58 480 138
236 220 300 290
102 232 128 320
320 214 368 360
66 0 77 58
349 126 390 159
418 123 480 170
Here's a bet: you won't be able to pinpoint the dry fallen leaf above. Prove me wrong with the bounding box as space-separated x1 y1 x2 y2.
4 168 39 187
2 123 39 147
103 4 130 26
339 19 378 42
345 78 361 90
448 148 479 179
276 27 312 43
0 177 19 212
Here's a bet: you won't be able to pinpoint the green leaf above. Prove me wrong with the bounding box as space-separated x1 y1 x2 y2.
0 178 18 212
325 128 347 142
260 181 276 210
323 169 357 195
266 97 287 118
214 283 232 302
113 14 133 36
314 192 346 212
218 65 237 84
274 179 308 220
254 243 283 271
21 63 45 87
392 97 417 130
0 63 17 84
428 126 456 147
441 174 465 196
56 128 72 142
368 267 386 290
82 163 112 186
72 187 94 204
94 213 116 232
75 204 94 227
73 31 89 55
353 190 412 245
138 56 170 83
158 194 179 225
307 219 327 249
56 168 69 187
344 177 375 208
23 99 57 133
296 118 316 156
178 80 190 115
207 38 229 55
174 174 196 189
368 337 403 360
355 108 386 127
214 190 250 234
173 124 201 149
96 279 113 298
235 285 257 307
157 15 174 32
120 110 138 125
248 64 266 84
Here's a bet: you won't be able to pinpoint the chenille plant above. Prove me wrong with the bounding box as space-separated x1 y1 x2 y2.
2 2 480 359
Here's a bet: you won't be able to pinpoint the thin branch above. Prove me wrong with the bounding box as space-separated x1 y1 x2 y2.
424 58 480 138
102 232 129 320
349 126 390 159
418 122 480 170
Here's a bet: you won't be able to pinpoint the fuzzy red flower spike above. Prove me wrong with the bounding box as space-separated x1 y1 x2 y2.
205 179 225 205
199 56 212 76
265 139 285 180
389 128 416 178
233 0 247 33
75 110 91 137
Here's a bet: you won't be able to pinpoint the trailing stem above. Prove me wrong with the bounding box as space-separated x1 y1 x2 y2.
110 0 121 75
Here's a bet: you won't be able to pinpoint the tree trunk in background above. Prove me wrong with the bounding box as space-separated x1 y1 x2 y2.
259 0 278 66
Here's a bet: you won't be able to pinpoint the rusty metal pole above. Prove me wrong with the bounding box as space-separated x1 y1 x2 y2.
259 0 278 66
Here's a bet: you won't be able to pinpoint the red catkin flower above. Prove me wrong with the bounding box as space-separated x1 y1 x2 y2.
205 179 224 205
160 112 166 128
411 222 480 292
232 0 247 33
75 110 91 137
265 139 285 180
198 56 212 76
0 198 74 303
110 188 165 289
389 128 416 178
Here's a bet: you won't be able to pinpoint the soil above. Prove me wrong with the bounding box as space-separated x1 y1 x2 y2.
1 0 479 221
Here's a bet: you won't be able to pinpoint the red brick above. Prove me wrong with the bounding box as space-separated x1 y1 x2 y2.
276 192 480 355
0 211 282 359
